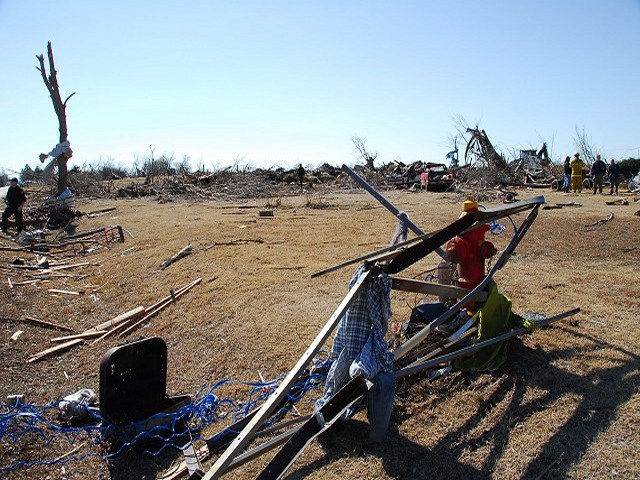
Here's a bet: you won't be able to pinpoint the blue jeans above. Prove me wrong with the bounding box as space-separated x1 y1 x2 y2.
563 173 571 191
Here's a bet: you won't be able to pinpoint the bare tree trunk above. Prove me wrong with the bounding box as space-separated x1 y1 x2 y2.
36 42 75 194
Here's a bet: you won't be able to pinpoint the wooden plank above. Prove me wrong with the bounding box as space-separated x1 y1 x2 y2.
48 288 82 296
50 330 107 342
92 306 145 332
28 339 84 363
88 305 147 345
391 277 488 302
201 268 373 480
117 278 201 337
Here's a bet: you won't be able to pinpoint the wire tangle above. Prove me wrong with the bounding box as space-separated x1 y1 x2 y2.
0 353 332 474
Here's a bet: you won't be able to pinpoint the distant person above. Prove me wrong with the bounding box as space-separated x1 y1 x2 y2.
420 169 430 191
590 154 607 194
297 164 305 190
563 156 571 193
570 153 585 193
2 178 26 234
607 159 621 195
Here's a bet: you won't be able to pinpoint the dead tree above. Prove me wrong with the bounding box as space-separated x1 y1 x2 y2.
573 125 599 166
36 42 75 194
352 136 378 170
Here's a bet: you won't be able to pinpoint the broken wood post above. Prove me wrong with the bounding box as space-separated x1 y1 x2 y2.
88 305 146 345
50 330 108 343
161 244 193 270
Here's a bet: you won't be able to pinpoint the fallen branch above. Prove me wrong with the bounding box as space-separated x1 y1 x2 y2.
586 212 614 227
161 244 193 270
0 315 77 333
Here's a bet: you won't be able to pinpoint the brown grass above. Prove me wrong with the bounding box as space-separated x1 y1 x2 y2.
1 188 639 479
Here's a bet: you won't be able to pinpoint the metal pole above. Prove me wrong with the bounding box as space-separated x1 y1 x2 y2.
341 164 447 259
394 308 580 379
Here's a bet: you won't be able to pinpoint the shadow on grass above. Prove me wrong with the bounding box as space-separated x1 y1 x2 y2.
284 324 639 479
106 445 182 480
286 419 482 480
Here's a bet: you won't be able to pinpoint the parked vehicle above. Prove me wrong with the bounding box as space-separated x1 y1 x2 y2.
386 162 455 191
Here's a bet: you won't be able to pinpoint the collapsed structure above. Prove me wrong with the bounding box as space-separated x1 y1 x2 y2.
183 166 578 479
1 165 583 479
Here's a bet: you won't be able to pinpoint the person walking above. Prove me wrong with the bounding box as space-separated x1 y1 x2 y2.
297 164 305 190
590 154 607 194
607 159 621 195
2 178 27 234
562 156 571 193
570 153 585 193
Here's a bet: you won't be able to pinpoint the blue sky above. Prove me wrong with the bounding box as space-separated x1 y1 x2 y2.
1 1 638 175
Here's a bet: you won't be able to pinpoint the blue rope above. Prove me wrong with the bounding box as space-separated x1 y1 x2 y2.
0 354 332 474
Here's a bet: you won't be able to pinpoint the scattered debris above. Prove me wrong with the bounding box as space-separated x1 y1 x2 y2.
10 330 24 341
586 212 615 227
160 244 193 270
605 198 629 206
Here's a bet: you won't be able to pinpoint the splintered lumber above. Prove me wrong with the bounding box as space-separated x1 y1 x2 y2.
92 306 145 332
161 244 193 270
28 306 144 361
48 288 82 296
28 339 84 363
391 277 488 302
88 306 146 345
50 330 108 343
201 268 372 480
118 278 202 337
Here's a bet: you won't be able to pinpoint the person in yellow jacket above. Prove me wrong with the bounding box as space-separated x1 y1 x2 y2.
570 153 585 193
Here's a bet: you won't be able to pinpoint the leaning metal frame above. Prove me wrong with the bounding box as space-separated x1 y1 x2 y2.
197 174 546 479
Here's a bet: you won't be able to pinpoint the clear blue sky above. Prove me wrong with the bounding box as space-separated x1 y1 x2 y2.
1 0 638 175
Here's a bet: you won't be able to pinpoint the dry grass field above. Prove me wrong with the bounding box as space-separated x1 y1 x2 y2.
1 186 639 479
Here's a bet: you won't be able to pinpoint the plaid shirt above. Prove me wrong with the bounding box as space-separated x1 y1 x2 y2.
321 266 393 403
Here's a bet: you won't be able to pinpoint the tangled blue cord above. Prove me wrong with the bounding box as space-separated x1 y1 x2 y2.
0 354 332 474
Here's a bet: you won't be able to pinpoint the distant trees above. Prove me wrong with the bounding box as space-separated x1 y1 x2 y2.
619 158 640 179
80 158 129 180
20 164 44 182
0 169 8 186
573 126 600 165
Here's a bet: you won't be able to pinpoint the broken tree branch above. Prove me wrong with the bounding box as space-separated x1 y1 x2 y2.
161 244 193 270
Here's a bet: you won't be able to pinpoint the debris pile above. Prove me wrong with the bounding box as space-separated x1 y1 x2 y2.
457 128 562 192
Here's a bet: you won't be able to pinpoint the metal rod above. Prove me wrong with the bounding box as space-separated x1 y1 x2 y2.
341 164 447 259
394 308 580 379
393 205 541 360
